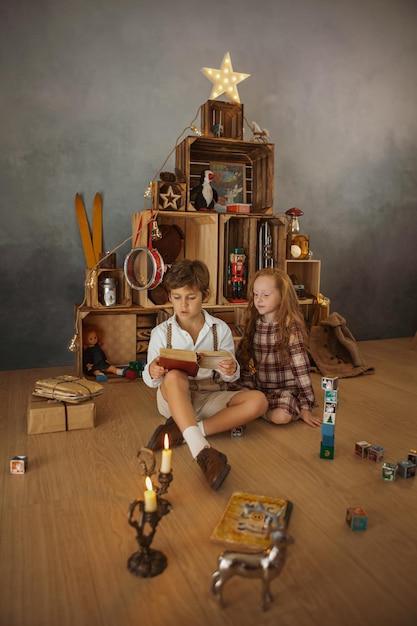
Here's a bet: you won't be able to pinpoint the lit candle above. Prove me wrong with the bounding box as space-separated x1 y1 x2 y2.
144 476 157 512
160 434 172 474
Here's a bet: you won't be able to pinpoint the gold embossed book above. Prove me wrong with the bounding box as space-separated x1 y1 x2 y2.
210 491 292 551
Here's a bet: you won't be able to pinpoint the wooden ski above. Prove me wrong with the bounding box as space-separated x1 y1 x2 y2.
92 193 103 261
75 193 97 268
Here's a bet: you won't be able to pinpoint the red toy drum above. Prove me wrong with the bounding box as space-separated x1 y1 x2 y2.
124 247 165 291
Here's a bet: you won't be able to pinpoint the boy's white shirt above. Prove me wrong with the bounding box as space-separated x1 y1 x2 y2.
142 309 240 388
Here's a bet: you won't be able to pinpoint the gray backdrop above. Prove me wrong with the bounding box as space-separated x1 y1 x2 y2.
1 0 416 371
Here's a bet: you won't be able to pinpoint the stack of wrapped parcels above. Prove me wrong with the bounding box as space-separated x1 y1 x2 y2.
27 375 103 434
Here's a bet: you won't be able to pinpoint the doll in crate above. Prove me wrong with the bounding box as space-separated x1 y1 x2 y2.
82 324 127 382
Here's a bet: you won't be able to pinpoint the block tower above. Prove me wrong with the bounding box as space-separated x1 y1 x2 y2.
320 377 338 459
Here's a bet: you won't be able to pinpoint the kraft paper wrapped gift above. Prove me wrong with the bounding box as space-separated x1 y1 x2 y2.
27 397 66 434
28 396 95 434
33 375 103 403
66 401 95 430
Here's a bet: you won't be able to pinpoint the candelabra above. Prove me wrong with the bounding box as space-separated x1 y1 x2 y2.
127 447 173 578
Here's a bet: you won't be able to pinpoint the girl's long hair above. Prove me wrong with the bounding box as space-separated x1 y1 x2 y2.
237 267 307 368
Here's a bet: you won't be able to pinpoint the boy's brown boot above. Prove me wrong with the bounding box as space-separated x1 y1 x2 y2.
147 417 184 451
196 447 231 491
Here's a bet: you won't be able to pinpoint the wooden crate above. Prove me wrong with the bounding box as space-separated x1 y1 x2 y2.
201 100 243 139
136 312 158 360
75 306 161 377
218 214 286 304
175 136 274 214
285 260 321 300
131 211 218 307
85 268 132 309
300 298 330 331
75 310 138 376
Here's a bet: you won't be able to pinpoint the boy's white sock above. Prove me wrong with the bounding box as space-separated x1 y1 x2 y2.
183 425 209 459
198 421 206 436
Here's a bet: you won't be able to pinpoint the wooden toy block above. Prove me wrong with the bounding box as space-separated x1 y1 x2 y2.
322 433 335 447
129 360 145 372
323 412 336 425
320 443 334 459
324 390 338 403
381 462 398 481
321 422 335 437
10 456 28 474
355 441 371 458
368 445 385 463
346 507 367 531
397 459 416 478
324 401 337 414
407 449 417 465
152 181 186 211
322 377 338 390
125 360 144 379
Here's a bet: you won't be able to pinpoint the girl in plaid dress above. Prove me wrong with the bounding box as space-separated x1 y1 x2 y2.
231 268 320 427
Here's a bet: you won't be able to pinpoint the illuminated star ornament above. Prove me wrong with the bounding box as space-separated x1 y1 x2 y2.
201 52 250 104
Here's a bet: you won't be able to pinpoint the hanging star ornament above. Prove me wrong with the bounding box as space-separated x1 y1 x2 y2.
201 52 250 104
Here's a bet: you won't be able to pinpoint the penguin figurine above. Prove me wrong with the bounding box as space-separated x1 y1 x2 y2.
190 170 218 211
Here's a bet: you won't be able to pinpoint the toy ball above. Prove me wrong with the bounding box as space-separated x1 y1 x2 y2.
291 245 302 259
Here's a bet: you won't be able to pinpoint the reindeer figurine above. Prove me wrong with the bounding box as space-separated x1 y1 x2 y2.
211 503 294 611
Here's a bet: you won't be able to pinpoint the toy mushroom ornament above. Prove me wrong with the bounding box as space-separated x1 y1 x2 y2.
285 207 304 234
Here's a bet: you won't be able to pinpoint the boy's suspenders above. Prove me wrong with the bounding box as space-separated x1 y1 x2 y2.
166 323 218 350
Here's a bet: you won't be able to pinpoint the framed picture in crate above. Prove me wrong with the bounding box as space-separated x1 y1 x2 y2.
210 162 246 206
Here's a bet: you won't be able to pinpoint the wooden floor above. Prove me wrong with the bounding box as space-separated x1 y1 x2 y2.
0 337 416 626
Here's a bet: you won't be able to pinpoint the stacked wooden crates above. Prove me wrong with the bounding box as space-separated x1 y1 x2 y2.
74 99 327 377
131 210 286 308
136 99 285 308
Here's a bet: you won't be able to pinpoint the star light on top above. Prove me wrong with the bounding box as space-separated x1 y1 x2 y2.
201 52 250 104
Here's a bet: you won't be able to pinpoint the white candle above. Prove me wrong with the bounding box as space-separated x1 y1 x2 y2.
160 433 172 474
144 476 157 512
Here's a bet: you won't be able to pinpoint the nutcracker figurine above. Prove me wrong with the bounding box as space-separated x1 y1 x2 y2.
228 248 247 302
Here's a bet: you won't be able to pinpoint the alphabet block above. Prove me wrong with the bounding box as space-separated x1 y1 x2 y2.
346 507 367 531
397 459 416 478
354 441 371 458
381 462 398 481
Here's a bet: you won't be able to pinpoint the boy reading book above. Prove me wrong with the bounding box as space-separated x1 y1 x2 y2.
142 259 268 491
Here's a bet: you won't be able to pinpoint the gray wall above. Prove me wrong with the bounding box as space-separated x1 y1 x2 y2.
1 0 416 371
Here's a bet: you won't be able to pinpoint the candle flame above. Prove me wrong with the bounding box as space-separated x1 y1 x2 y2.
145 476 153 491
164 433 170 450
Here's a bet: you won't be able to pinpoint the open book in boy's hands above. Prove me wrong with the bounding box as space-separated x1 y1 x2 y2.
158 348 233 377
